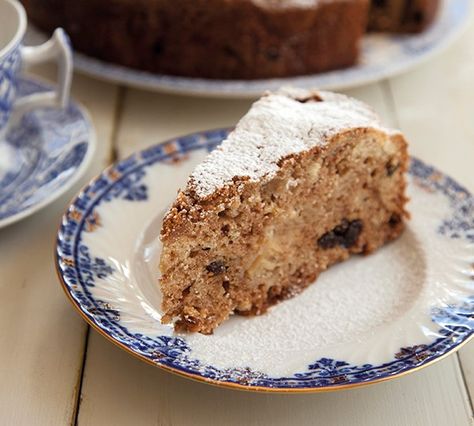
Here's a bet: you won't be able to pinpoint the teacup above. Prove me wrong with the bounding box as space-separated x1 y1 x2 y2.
0 0 72 138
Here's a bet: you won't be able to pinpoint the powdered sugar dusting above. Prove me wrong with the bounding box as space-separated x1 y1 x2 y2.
190 87 387 198
183 227 426 374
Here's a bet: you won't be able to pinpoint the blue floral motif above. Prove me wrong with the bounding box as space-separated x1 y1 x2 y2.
0 78 92 224
56 129 474 390
76 244 115 287
410 158 474 242
0 45 21 129
438 199 474 242
42 143 88 185
431 297 474 333
89 301 121 321
103 169 148 202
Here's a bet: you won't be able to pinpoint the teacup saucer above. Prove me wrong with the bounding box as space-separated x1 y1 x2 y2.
0 76 95 228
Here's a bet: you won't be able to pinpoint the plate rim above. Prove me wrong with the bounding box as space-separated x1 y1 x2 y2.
55 271 474 394
54 128 474 393
0 75 97 229
64 0 471 98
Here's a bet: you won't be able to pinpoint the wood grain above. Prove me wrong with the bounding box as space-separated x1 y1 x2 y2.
386 13 474 192
114 83 396 159
1 11 473 424
0 65 118 425
77 331 471 426
386 10 474 408
74 79 473 425
114 89 252 158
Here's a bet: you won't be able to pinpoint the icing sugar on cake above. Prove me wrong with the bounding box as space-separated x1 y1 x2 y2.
190 88 387 198
160 87 408 334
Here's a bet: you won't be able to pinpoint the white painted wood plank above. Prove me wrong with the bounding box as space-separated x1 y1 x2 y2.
387 14 474 193
344 82 398 129
115 90 252 158
114 83 394 159
459 346 474 413
386 12 474 406
0 65 118 425
78 331 470 426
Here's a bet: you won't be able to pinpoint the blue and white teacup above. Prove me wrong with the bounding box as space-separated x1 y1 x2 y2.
0 0 72 136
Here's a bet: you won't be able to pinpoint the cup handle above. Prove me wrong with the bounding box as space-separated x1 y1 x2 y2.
13 28 72 119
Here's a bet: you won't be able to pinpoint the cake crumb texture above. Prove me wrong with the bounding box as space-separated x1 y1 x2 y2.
160 88 409 334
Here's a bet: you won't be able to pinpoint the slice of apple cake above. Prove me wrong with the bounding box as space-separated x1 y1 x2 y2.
159 88 408 334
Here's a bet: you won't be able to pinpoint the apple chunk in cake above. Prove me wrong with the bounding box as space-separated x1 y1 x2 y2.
159 88 408 334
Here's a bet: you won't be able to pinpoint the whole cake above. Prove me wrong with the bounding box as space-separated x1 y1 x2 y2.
160 88 409 334
22 0 439 79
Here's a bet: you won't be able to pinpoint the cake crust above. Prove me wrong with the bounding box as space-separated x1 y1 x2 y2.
160 89 409 334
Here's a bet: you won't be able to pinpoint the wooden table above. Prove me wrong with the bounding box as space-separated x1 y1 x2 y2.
1 15 473 426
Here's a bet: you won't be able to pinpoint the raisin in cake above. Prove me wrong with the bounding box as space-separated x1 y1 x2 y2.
369 0 440 33
22 0 438 80
160 88 409 334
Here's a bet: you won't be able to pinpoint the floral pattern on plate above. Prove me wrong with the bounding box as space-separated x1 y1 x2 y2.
0 77 95 228
56 129 473 391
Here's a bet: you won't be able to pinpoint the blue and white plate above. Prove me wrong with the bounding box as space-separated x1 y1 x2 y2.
56 129 474 392
28 0 469 98
0 77 95 228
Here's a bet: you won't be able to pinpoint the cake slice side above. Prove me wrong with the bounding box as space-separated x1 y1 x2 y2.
159 89 409 334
